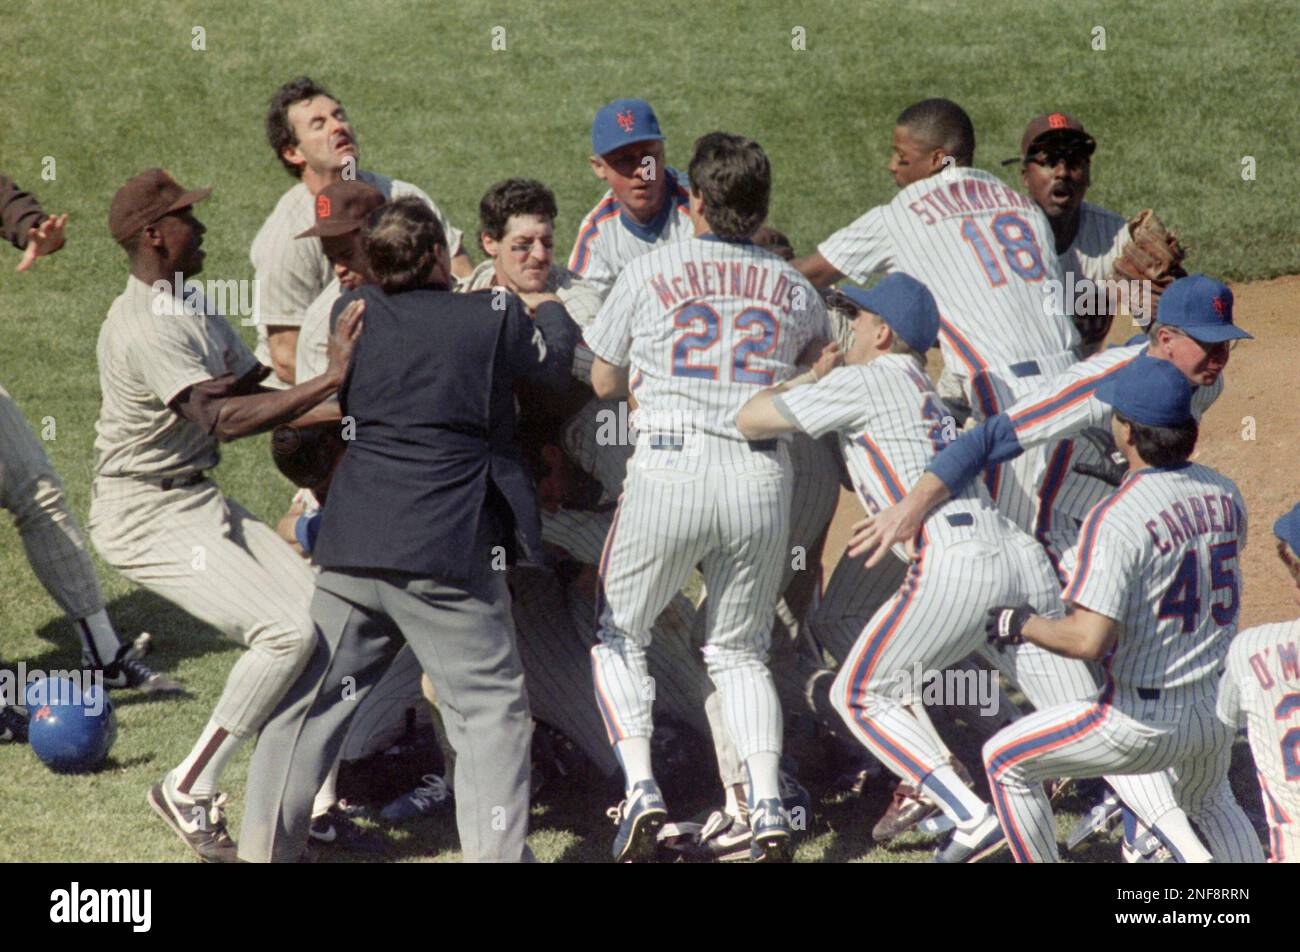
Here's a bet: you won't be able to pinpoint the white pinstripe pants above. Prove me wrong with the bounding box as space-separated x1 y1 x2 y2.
89 478 316 736
829 523 1065 819
0 385 104 620
984 684 1264 863
592 439 790 762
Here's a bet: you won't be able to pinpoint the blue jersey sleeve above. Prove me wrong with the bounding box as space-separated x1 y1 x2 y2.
926 413 1023 493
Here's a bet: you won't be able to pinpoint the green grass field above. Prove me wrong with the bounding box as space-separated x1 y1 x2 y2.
0 0 1295 863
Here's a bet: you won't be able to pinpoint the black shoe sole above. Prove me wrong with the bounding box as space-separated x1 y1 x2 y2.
752 829 793 863
615 809 667 863
147 784 237 863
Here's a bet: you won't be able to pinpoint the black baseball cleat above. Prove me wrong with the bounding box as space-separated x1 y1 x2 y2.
147 782 238 863
309 804 386 853
608 779 668 863
0 704 29 743
749 798 794 863
88 643 184 695
933 808 1007 863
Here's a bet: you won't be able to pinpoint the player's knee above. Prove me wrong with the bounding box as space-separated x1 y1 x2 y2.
252 612 318 670
9 475 71 532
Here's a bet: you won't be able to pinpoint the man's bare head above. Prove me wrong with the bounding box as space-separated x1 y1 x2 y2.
890 98 975 187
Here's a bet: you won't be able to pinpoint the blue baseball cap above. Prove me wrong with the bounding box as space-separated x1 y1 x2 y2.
591 99 665 157
839 273 940 354
1275 504 1300 556
1095 355 1195 427
1156 274 1252 343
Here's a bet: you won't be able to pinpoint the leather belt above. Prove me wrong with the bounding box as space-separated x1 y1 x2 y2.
945 513 974 527
153 472 207 491
1137 687 1161 700
1009 360 1042 378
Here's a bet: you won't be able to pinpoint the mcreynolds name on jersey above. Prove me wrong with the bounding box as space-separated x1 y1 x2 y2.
1144 491 1240 553
905 174 1038 226
648 261 812 316
50 882 151 933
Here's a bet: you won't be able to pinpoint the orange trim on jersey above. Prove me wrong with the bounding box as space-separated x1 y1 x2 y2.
1063 473 1146 603
569 197 619 274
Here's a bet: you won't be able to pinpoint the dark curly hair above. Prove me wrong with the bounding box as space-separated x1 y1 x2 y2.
266 76 340 178
687 132 770 241
477 179 558 253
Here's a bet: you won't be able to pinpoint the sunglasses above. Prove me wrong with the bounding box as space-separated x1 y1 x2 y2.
1168 327 1239 355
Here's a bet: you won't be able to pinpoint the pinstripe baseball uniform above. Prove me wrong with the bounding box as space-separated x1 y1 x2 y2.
250 170 464 387
979 342 1222 575
773 354 1086 829
567 168 694 299
1058 201 1130 286
88 276 316 737
529 506 716 773
293 276 342 384
984 464 1263 863
1218 618 1300 862
585 236 830 768
818 166 1079 530
0 385 105 621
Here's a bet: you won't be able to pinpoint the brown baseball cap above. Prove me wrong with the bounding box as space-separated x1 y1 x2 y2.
1002 112 1097 166
108 168 212 244
296 181 386 239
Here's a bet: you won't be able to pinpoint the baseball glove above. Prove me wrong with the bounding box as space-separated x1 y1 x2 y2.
985 604 1035 651
1071 426 1130 488
1112 209 1188 326
271 422 347 490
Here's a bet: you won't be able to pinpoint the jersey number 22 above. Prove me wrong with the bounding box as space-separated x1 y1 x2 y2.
672 303 779 385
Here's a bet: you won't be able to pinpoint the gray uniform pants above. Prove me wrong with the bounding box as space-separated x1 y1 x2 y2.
238 566 534 863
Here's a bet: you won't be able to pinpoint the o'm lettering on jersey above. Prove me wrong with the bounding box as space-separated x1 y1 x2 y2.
731 308 779 385
672 303 720 379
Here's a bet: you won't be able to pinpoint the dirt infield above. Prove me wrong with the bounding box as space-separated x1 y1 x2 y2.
822 275 1299 630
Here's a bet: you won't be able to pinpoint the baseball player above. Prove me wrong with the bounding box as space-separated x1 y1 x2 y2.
584 131 833 863
292 180 387 382
567 98 695 299
736 273 1090 862
1008 113 1130 304
89 169 363 862
458 177 764 819
1217 503 1300 862
982 357 1263 863
853 274 1244 579
0 175 179 740
251 76 468 387
570 107 838 848
795 98 1080 533
456 178 720 782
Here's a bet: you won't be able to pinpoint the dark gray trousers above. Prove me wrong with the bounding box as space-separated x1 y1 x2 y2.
237 565 534 863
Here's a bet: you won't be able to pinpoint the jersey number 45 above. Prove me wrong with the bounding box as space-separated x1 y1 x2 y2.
672 303 779 385
1156 541 1239 633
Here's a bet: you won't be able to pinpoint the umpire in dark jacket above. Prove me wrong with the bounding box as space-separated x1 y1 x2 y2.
239 197 579 863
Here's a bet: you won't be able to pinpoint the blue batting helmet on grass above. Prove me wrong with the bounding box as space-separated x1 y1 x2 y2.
24 676 117 773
